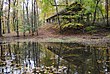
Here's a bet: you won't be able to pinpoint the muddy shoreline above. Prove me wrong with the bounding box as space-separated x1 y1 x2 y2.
0 34 110 47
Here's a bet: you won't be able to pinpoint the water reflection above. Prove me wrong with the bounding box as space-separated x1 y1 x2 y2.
0 42 109 74
47 42 110 74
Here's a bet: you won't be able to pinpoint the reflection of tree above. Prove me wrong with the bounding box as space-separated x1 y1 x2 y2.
41 46 53 66
14 42 20 64
56 42 62 71
36 42 40 67
0 42 109 74
8 43 11 59
46 42 110 74
0 44 5 61
32 42 36 67
106 48 109 73
91 47 99 74
0 45 3 60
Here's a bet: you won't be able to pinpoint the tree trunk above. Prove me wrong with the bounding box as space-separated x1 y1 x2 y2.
92 0 100 25
16 18 19 37
54 0 62 34
23 2 25 36
0 0 4 37
16 0 19 37
26 0 30 33
7 0 11 33
0 15 2 36
105 0 109 27
36 1 39 36
13 0 16 31
31 0 34 35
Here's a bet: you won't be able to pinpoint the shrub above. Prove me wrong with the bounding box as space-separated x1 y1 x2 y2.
61 23 84 31
85 26 97 33
85 26 96 31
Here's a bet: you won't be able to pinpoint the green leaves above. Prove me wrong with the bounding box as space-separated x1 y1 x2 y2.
85 26 97 33
84 6 94 14
61 23 84 30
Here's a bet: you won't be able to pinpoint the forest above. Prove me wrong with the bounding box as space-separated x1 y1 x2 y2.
0 0 110 37
0 0 110 74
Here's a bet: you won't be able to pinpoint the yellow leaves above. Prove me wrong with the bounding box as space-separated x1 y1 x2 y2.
61 23 84 30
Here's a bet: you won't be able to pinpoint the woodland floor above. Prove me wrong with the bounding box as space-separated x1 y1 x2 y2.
0 23 110 46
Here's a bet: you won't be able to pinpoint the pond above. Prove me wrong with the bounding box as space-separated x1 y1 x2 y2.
0 42 110 74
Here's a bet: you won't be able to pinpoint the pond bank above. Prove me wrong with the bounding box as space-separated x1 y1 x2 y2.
0 33 110 47
0 24 110 47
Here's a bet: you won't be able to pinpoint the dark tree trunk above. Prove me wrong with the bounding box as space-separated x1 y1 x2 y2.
7 0 11 33
31 0 35 35
13 0 16 31
92 0 100 25
16 19 19 37
3 21 5 34
0 0 4 37
26 0 30 33
106 0 109 27
33 0 37 36
106 48 110 72
16 0 19 37
0 15 2 36
0 45 3 59
31 0 34 35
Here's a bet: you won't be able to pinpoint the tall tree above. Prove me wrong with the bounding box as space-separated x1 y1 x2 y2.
16 0 19 37
13 0 16 31
26 0 30 33
92 0 100 25
35 0 39 36
7 0 11 33
0 0 4 36
33 0 37 35
31 0 34 35
105 0 109 27
0 9 2 36
23 1 26 36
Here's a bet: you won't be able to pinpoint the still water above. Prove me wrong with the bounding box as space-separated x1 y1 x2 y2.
0 42 110 74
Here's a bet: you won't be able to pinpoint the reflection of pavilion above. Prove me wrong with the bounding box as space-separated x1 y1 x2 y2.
47 43 91 65
0 42 109 74
47 42 110 74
